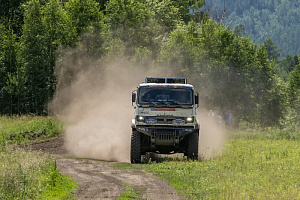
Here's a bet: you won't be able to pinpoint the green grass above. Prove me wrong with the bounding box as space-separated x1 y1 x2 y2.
0 115 63 145
230 128 300 140
117 184 141 200
0 146 77 199
0 115 77 199
118 131 300 199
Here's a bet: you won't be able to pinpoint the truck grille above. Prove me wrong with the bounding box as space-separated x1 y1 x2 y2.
156 118 174 124
158 134 172 140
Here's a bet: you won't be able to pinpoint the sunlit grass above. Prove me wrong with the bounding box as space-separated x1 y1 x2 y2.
0 146 77 199
0 115 63 144
117 184 141 200
120 132 300 199
0 115 76 199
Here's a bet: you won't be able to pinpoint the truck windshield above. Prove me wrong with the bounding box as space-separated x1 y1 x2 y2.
138 88 193 106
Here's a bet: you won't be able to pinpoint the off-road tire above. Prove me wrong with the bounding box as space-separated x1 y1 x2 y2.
185 132 199 160
130 130 142 163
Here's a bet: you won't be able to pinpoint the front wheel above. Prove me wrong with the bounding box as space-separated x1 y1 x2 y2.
130 131 142 163
185 132 199 160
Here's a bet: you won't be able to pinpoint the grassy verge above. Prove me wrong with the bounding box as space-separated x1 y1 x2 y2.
118 130 300 199
0 115 77 199
0 115 63 145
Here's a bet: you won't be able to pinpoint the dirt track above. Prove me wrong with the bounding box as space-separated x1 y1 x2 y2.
29 137 182 199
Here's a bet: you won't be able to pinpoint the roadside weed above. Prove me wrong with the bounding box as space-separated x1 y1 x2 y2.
0 146 77 199
0 115 76 199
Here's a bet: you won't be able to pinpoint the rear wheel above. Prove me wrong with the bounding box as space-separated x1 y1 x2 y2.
130 130 142 163
185 132 199 160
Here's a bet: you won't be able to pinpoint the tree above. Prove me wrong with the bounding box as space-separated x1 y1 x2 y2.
288 58 300 104
21 0 48 114
18 0 76 114
256 45 284 126
205 0 300 56
170 0 205 23
0 24 22 114
263 38 281 61
105 0 170 58
42 0 76 111
286 58 300 129
0 24 9 114
65 0 102 37
0 0 29 36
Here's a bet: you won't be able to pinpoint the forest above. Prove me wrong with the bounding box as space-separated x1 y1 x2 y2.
204 0 300 79
205 0 300 57
0 0 300 129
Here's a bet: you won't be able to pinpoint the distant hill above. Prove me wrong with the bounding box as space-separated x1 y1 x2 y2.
204 0 300 56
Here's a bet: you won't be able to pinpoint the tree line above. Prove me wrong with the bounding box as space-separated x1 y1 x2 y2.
0 0 300 129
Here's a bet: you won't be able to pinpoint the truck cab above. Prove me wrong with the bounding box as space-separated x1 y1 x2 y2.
131 77 199 163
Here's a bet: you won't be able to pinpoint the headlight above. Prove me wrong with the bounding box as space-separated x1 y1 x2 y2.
137 116 144 121
186 117 193 122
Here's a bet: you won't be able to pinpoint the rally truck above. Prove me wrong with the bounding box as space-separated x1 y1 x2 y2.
131 77 200 163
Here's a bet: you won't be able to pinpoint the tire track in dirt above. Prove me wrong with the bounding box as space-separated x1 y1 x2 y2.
28 137 182 200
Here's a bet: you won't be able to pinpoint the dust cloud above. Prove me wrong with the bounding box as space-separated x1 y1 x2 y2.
50 53 226 162
51 56 151 162
197 108 226 159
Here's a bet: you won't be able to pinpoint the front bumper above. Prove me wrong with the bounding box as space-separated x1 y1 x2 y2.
136 125 198 147
136 125 195 137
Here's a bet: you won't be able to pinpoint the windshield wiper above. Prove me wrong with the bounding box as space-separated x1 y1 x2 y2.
141 101 165 107
180 105 193 108
153 101 166 107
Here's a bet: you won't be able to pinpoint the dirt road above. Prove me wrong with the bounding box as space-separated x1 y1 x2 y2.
29 137 182 199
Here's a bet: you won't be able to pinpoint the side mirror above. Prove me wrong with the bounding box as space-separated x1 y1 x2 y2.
195 93 199 107
132 92 136 103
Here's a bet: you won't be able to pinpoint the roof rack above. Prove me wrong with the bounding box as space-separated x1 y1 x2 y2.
145 77 187 84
